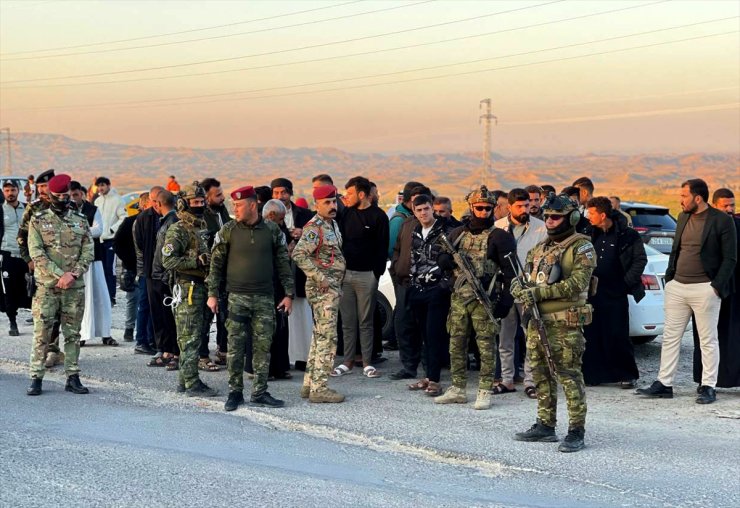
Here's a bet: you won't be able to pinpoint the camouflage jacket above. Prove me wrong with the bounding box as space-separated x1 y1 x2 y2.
292 214 346 291
17 198 50 263
27 208 93 289
160 211 210 280
206 218 294 298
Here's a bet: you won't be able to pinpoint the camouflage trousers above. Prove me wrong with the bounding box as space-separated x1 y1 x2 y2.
303 289 341 393
447 295 500 390
174 280 206 390
527 320 587 429
29 286 84 379
225 293 275 396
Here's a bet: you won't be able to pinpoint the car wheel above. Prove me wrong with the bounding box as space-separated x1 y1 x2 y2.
376 292 395 341
631 335 657 345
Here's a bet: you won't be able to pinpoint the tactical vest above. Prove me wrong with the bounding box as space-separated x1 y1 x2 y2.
529 233 590 314
176 213 210 279
453 227 497 296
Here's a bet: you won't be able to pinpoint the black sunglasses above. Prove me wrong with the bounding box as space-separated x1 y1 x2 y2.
473 205 493 212
544 213 564 220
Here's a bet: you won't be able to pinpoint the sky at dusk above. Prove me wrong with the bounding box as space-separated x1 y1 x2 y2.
1 0 738 154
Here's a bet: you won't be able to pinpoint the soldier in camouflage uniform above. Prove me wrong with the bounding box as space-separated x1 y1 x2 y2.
207 186 295 411
26 174 94 396
17 169 64 368
434 186 516 410
292 185 347 403
161 182 218 397
511 193 597 453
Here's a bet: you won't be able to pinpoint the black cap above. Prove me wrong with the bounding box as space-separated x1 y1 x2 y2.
2 179 17 188
270 177 293 193
36 169 55 184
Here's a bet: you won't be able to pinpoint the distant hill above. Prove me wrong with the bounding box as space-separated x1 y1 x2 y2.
3 132 737 213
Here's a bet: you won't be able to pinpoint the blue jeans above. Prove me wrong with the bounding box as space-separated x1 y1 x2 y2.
135 277 153 346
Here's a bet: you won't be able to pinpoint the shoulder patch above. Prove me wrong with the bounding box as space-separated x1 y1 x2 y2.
306 230 318 242
576 243 593 255
162 243 174 257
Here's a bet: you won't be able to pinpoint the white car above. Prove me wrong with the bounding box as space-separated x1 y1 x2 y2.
377 244 669 344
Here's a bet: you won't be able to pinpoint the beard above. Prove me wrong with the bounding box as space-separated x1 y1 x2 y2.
513 212 529 224
683 200 698 214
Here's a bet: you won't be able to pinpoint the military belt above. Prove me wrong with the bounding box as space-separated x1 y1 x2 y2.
176 274 205 283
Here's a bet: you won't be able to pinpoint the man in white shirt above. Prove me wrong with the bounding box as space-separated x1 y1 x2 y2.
93 176 127 305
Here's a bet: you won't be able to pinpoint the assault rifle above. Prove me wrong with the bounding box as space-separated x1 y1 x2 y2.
505 251 557 377
438 233 497 325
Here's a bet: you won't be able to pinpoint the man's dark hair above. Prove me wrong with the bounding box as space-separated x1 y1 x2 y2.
712 187 734 203
402 181 424 202
69 180 82 192
508 188 530 205
561 186 580 198
158 190 175 208
369 181 377 189
525 184 542 196
433 196 452 206
139 191 149 200
80 186 87 194
610 195 621 203
95 176 111 186
541 184 556 195
28 174 35 180
312 173 334 185
345 176 372 196
254 185 272 204
412 194 433 208
492 190 507 202
409 185 432 199
572 176 594 194
200 177 221 192
681 178 709 203
169 175 176 179
586 196 612 215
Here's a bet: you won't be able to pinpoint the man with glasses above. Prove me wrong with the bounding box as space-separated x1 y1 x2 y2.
511 193 596 452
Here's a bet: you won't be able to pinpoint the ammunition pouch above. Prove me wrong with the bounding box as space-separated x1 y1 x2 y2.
541 304 593 327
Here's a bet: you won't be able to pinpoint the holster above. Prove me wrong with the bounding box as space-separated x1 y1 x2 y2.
25 273 37 298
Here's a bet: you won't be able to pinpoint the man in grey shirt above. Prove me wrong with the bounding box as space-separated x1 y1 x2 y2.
1 180 28 336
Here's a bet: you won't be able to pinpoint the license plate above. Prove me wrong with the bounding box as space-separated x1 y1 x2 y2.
650 237 672 245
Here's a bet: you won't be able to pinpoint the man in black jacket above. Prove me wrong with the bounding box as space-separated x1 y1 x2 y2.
637 179 737 404
582 197 647 387
114 209 140 343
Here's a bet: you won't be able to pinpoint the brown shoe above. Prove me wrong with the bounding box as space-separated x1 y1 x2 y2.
309 388 345 403
299 385 310 399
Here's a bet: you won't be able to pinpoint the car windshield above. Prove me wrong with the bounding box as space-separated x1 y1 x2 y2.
629 210 677 229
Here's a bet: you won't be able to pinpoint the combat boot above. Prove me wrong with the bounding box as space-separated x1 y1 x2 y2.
123 328 134 342
224 391 245 411
299 385 310 399
473 389 493 410
309 388 345 403
9 319 19 337
514 421 558 442
65 374 89 394
433 386 467 404
176 383 186 393
558 427 585 453
186 380 218 397
27 378 42 396
250 392 285 408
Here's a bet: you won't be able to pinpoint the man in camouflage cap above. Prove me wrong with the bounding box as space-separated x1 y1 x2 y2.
292 184 347 403
26 174 94 396
161 182 218 397
511 193 597 452
207 185 295 411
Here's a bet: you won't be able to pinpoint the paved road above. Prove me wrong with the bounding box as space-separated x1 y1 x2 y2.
1 308 739 507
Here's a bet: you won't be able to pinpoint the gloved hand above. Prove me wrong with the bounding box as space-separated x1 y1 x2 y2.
510 278 525 299
197 253 210 268
520 286 553 307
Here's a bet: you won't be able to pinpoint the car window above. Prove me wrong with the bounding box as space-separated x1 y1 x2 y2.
643 244 663 256
629 210 677 229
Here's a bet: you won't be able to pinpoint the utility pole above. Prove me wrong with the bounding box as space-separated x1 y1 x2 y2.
478 99 497 185
0 127 10 174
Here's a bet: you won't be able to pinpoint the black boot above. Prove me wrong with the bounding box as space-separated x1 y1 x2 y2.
514 421 558 442
27 378 42 396
9 318 19 337
65 374 89 394
224 391 245 411
558 427 585 453
250 391 285 408
123 328 134 342
186 380 218 397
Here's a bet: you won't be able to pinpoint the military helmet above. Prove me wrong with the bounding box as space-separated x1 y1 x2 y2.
180 181 206 201
467 185 496 205
542 192 581 228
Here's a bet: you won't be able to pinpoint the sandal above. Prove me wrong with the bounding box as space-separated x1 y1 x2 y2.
166 357 179 371
363 365 381 378
148 355 171 367
408 378 429 391
214 351 227 366
102 337 119 347
271 371 293 380
524 386 537 399
424 381 443 396
198 358 220 372
330 364 353 377
492 384 517 395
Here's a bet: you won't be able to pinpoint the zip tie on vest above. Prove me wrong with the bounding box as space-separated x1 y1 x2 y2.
163 283 183 309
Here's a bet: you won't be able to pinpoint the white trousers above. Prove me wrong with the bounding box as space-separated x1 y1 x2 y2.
657 280 721 387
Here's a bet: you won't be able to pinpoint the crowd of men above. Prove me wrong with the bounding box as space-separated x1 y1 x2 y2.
1 170 737 453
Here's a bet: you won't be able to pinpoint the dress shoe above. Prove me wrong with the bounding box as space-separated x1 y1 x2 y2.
558 427 585 453
224 391 245 411
635 380 673 398
134 344 156 355
250 392 285 408
65 374 89 394
27 378 42 396
186 380 218 397
514 421 558 442
696 385 717 404
382 340 399 351
9 320 19 337
389 369 415 380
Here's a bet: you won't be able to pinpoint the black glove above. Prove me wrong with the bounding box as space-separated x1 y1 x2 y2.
437 252 455 271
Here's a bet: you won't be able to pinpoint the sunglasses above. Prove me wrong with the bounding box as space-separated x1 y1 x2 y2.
473 205 493 212
544 213 564 220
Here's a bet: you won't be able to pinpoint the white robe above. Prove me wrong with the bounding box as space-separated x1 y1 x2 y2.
287 297 313 364
80 208 112 342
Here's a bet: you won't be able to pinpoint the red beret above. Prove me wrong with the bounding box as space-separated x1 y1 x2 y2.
48 174 72 194
313 184 337 200
230 185 255 201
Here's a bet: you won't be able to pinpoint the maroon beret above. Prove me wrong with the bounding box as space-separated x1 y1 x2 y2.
230 185 255 201
48 174 72 194
313 184 337 200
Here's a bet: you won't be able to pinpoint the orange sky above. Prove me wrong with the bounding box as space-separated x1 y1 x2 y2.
1 0 738 154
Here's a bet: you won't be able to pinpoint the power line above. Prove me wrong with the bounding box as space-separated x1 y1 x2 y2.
6 30 740 111
0 0 435 61
0 0 364 57
3 0 676 90
0 0 566 84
